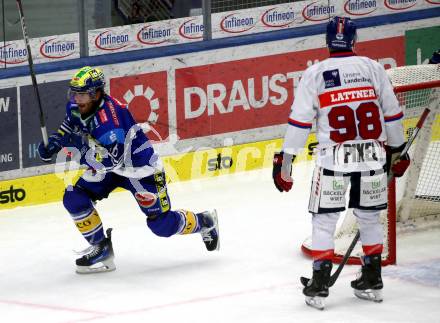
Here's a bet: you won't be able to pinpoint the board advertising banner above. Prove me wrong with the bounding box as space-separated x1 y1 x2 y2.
110 71 169 142
174 36 405 140
34 33 80 64
20 80 70 168
0 34 79 68
0 88 19 171
86 0 438 55
405 26 440 65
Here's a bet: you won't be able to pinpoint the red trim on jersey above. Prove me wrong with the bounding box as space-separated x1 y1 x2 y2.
98 109 108 123
362 244 383 256
329 51 356 58
337 17 344 34
288 118 313 129
107 101 120 127
311 249 335 261
319 86 377 108
384 111 404 122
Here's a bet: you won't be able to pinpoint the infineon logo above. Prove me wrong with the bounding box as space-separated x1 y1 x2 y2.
344 0 378 15
39 38 75 59
384 0 418 10
0 43 27 64
302 1 335 21
261 7 295 27
136 25 172 45
178 19 204 39
95 30 129 51
220 13 256 33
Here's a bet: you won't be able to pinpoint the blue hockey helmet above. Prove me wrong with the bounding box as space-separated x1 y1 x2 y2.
326 16 357 51
429 49 440 64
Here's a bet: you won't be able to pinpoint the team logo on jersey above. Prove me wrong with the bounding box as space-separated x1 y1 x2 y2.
135 192 157 208
332 180 344 190
372 179 381 189
323 69 341 89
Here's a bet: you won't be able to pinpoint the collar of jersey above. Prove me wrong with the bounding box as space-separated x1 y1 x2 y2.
79 98 105 126
329 51 356 58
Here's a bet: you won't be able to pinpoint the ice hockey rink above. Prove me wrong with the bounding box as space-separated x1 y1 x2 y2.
1 162 439 323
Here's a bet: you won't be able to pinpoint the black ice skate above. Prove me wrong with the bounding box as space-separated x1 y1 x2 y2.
76 228 115 274
198 210 220 251
351 254 383 302
302 260 332 310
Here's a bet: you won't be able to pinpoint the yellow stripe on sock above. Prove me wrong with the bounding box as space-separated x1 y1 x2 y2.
75 209 102 234
180 210 197 235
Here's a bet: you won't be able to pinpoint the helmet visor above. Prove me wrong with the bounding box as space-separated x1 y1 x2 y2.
67 88 94 102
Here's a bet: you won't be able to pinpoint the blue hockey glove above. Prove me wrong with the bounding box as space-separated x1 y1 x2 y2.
38 135 63 162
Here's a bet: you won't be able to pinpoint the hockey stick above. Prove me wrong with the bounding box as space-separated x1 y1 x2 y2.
301 107 432 288
16 0 48 146
300 231 360 288
386 107 431 183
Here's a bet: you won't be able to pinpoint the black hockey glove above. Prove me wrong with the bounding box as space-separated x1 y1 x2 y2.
272 152 295 192
385 143 410 178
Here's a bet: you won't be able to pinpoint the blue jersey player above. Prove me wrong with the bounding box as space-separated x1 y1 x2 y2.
38 66 220 274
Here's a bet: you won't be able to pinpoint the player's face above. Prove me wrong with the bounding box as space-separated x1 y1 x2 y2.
73 92 96 115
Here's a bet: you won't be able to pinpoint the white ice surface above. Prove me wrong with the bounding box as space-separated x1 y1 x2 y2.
1 162 439 323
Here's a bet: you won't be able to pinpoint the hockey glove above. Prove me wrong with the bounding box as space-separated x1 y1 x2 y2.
272 152 295 192
38 134 63 162
385 143 410 178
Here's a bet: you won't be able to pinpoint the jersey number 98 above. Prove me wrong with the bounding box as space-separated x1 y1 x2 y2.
328 102 382 143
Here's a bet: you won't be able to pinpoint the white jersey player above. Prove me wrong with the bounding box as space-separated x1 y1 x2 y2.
272 16 410 309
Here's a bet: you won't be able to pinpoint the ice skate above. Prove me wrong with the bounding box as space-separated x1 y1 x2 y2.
305 296 325 310
76 228 115 274
353 288 383 302
198 210 220 251
351 254 383 302
303 260 332 310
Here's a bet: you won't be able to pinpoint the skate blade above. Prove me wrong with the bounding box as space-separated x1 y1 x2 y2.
305 296 325 310
354 289 383 302
76 259 116 274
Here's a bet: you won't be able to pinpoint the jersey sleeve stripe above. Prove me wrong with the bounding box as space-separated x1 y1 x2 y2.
60 123 72 134
288 118 313 129
384 111 403 122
